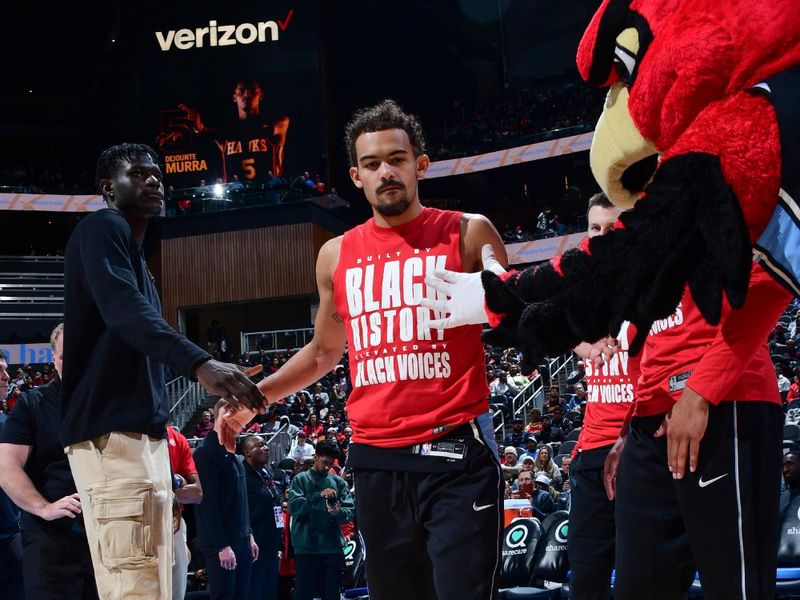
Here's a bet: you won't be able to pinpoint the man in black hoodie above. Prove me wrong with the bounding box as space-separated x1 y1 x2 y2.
61 143 265 599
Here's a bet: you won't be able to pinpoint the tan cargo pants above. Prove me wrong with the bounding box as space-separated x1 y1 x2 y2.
66 432 173 600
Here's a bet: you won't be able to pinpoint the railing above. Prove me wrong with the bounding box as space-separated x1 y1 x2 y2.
512 373 545 423
241 327 315 354
168 376 207 431
547 353 576 383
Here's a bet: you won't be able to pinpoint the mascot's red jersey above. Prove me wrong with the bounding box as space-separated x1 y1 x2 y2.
333 208 489 447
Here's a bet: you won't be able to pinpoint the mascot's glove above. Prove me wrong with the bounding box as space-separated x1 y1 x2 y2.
422 245 509 329
481 152 752 367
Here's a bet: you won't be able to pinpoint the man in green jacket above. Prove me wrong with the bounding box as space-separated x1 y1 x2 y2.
288 439 353 600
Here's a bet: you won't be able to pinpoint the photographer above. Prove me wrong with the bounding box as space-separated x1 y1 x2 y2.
287 440 353 600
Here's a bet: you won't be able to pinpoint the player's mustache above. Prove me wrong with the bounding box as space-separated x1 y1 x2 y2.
376 182 404 194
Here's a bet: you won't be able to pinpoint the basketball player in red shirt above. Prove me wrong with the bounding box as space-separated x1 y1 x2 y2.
243 100 508 600
568 193 642 600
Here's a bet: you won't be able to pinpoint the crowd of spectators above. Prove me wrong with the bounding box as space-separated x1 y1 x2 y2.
774 300 800 415
499 207 587 244
428 72 606 160
0 364 57 414
0 130 94 194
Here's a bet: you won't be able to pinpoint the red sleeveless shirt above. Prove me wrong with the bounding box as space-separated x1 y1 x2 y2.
333 207 490 447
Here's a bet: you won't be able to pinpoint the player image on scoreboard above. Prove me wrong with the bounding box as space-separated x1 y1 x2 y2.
156 79 290 183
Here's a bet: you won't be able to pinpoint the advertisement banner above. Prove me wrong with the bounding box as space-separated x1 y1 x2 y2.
137 1 325 189
0 193 105 212
424 132 593 180
506 232 587 266
0 343 53 366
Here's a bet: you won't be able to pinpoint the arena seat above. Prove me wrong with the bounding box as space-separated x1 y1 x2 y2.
497 514 571 599
564 428 581 442
498 519 544 589
558 441 577 456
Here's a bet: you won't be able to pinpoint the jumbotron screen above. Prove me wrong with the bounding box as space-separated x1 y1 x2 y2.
135 1 325 189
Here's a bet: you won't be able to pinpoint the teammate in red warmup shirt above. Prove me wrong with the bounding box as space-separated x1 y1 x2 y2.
241 100 508 600
567 194 642 600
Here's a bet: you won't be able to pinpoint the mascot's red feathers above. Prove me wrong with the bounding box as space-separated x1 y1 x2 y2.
483 0 800 371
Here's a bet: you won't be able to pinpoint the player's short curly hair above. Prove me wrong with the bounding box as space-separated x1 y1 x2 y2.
344 99 427 167
95 143 160 201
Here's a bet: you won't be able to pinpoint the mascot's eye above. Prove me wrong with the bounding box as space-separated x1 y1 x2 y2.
613 43 637 85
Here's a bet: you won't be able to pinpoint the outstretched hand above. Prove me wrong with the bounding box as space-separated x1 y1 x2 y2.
421 244 507 330
654 386 709 479
195 360 266 413
574 337 619 368
211 365 265 452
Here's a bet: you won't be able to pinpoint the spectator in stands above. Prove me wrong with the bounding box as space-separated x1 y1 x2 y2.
512 469 535 499
288 439 354 600
789 312 800 339
501 446 522 481
291 432 315 461
538 414 564 444
330 382 346 407
566 383 587 412
0 353 27 599
550 407 573 435
525 409 544 436
503 418 531 448
531 473 556 521
520 437 539 462
534 445 562 490
194 400 259 600
333 365 350 396
265 415 300 439
508 364 528 390
303 414 325 442
167 424 203 600
779 371 792 403
490 370 520 399
788 375 800 408
556 480 572 512
561 455 573 481
520 455 536 474
195 410 214 438
781 452 800 522
6 386 21 412
313 382 330 405
546 385 563 412
241 435 283 600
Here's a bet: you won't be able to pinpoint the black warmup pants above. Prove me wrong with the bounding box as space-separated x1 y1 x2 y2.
353 437 503 600
615 402 782 600
249 539 279 600
20 524 98 600
201 536 252 600
567 447 615 600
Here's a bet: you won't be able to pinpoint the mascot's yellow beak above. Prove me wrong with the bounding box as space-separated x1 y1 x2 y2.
590 82 659 209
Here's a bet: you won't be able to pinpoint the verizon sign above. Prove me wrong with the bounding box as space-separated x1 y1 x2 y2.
155 9 294 51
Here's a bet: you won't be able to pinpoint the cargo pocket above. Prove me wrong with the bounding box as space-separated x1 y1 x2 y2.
86 480 158 570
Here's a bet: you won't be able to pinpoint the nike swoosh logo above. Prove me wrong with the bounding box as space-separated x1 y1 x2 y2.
473 502 494 512
698 473 728 488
